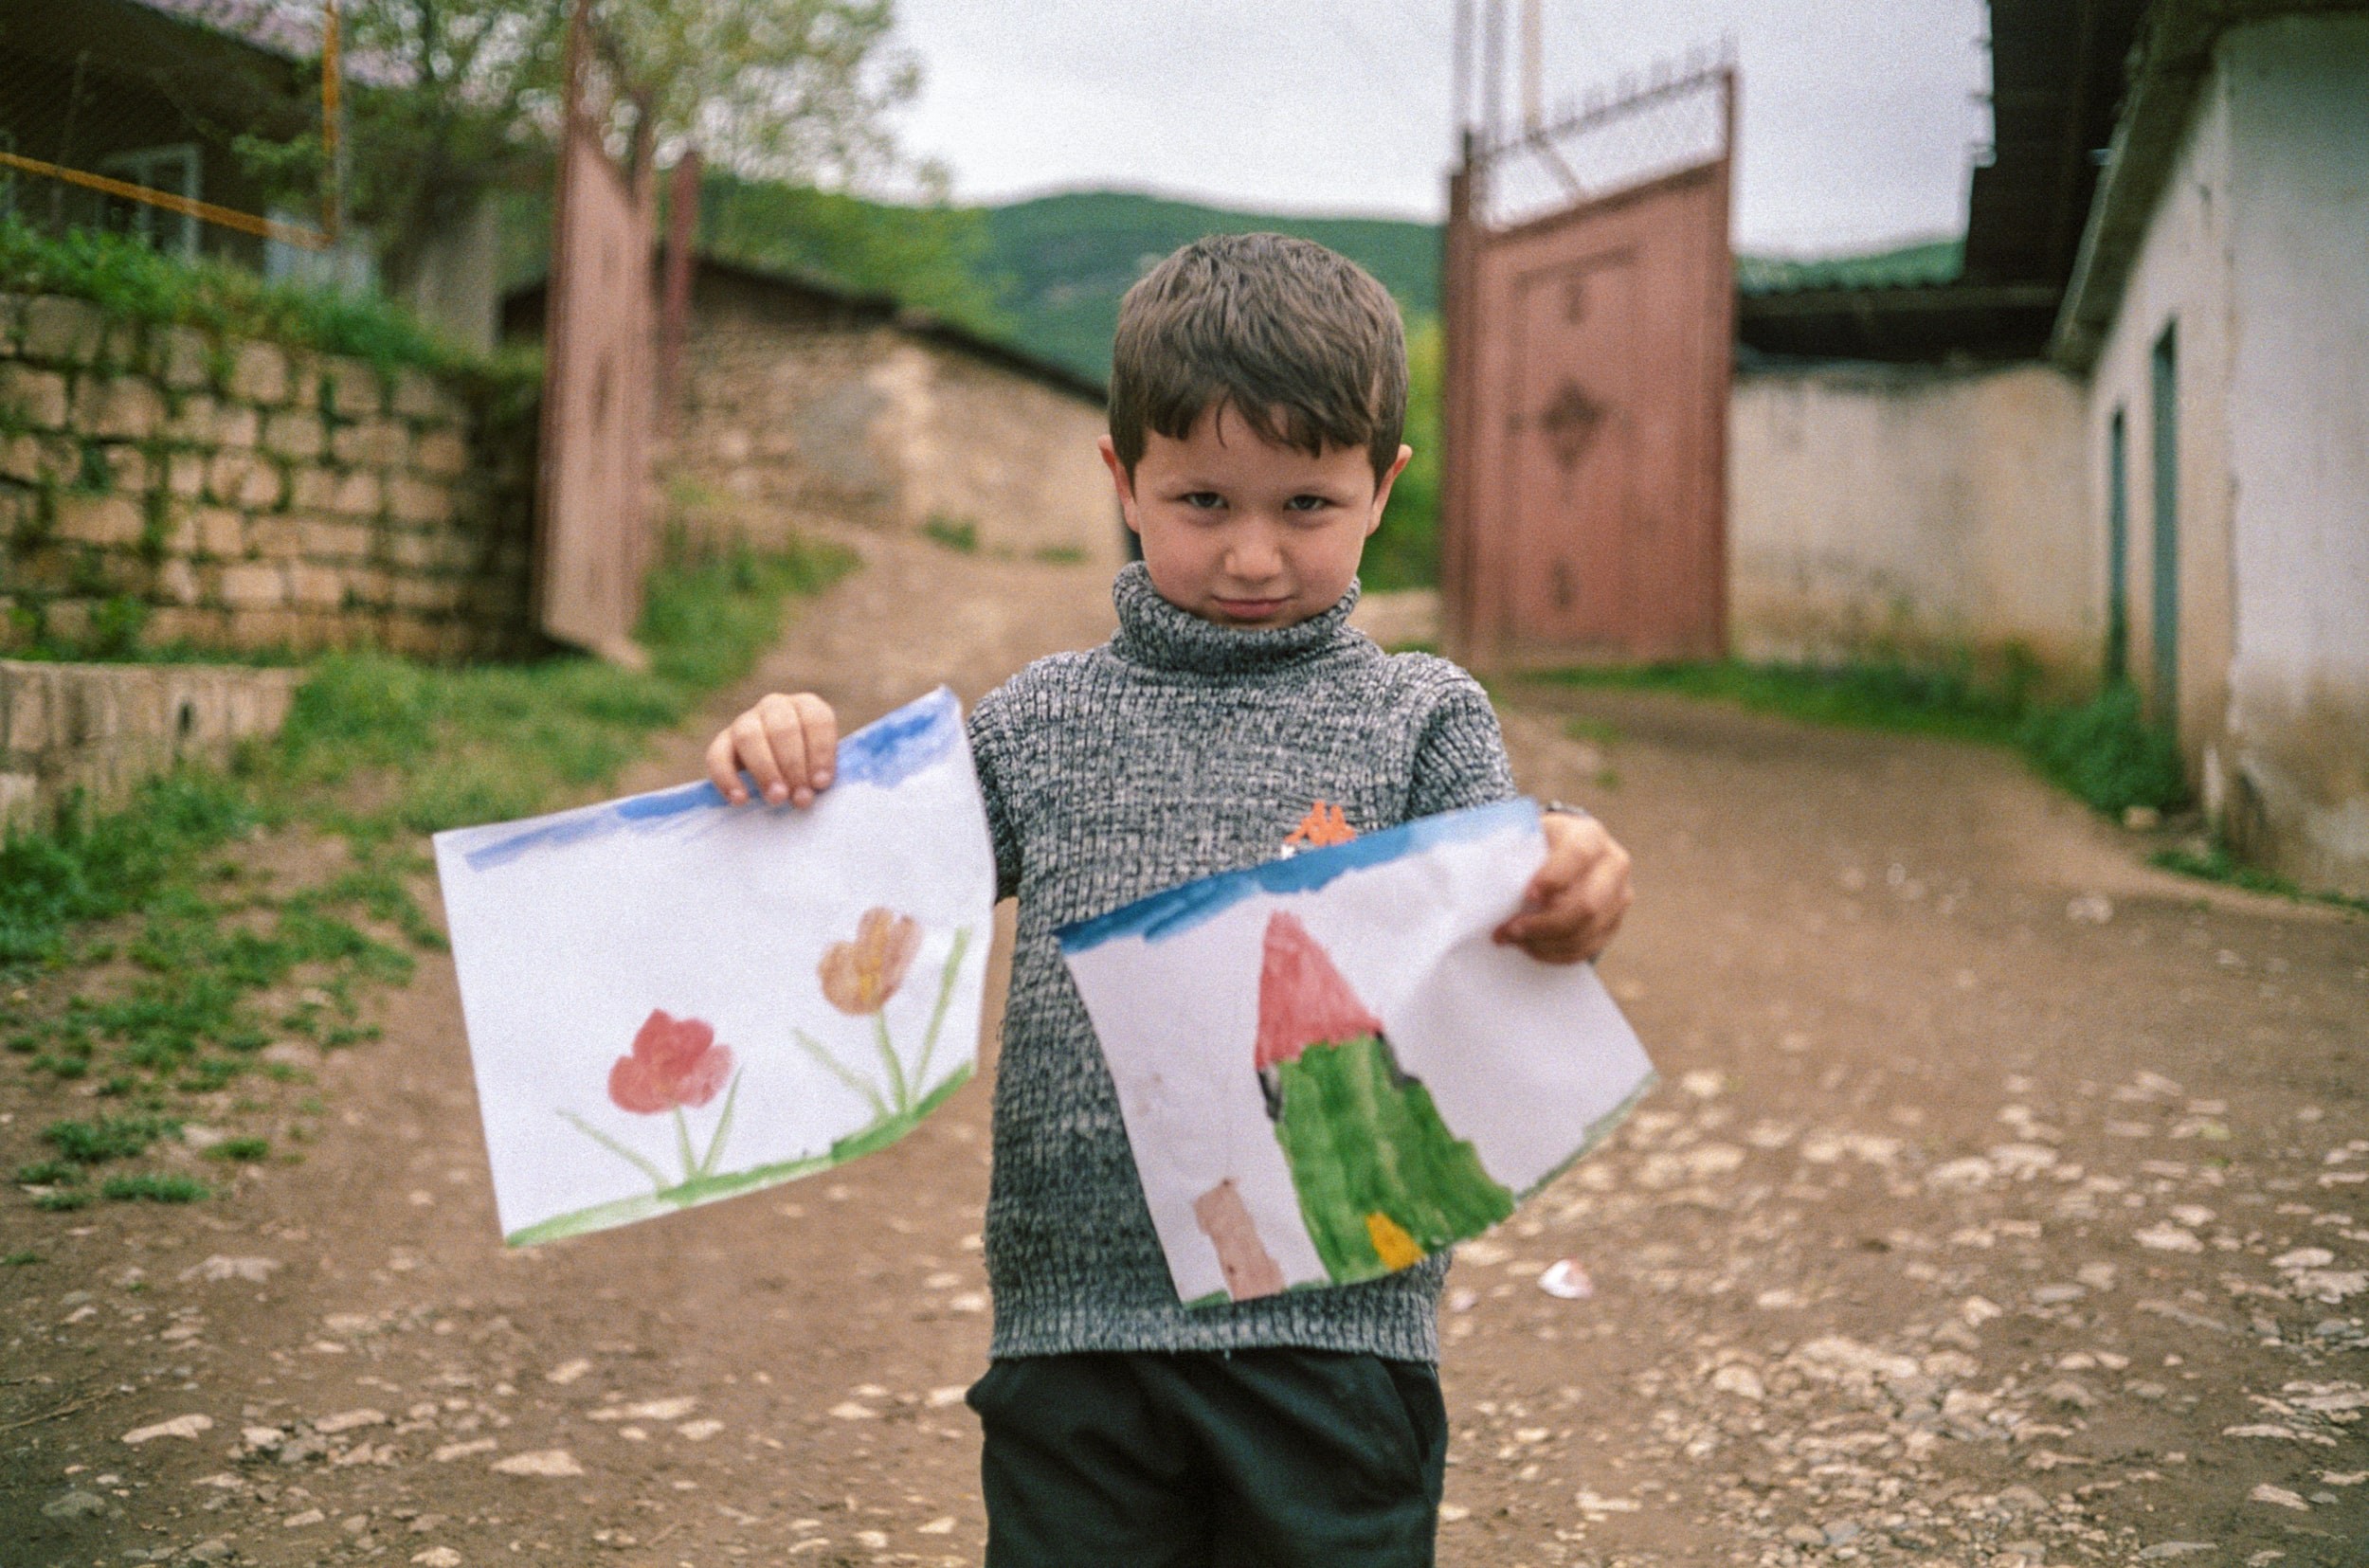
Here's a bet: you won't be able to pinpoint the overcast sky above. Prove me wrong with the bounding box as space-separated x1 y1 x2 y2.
887 0 1993 257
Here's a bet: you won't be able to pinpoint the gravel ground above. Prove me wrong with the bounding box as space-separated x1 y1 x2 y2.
3 537 2362 1568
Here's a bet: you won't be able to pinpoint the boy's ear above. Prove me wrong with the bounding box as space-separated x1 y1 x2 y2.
1098 436 1141 533
1365 443 1415 536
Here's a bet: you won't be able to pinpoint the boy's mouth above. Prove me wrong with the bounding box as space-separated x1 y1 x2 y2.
1212 595 1291 622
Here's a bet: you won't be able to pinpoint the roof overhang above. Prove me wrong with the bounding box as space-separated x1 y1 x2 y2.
2052 0 2369 369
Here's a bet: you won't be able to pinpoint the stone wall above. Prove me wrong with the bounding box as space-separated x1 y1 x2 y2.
1 657 300 833
0 293 537 662
667 269 1123 567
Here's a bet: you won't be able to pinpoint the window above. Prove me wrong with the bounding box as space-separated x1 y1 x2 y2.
99 143 201 260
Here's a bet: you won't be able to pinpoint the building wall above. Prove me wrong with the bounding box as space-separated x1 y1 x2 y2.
672 280 1121 567
2086 15 2369 892
1727 360 2090 678
0 293 538 662
2220 16 2369 892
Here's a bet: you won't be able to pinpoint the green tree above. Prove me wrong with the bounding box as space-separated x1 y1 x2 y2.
324 1 925 290
1363 313 1440 593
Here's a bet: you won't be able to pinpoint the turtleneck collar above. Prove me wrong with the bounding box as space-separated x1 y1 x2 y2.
1107 562 1363 677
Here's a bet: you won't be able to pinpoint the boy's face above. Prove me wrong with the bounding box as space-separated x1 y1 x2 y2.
1101 403 1412 630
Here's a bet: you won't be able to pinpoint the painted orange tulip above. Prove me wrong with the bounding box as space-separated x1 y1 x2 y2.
820 908 922 1015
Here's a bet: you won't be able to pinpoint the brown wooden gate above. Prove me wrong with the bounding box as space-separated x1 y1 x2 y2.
534 0 658 663
1442 60 1735 668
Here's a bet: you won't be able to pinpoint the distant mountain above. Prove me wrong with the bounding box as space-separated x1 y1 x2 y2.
975 190 1444 383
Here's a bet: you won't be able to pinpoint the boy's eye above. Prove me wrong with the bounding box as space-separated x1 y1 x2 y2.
1284 494 1334 514
1179 492 1225 511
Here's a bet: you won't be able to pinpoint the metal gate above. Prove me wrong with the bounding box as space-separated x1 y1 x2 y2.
534 0 658 663
1442 58 1735 668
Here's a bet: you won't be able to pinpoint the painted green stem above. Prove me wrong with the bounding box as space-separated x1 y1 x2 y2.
696 1068 744 1180
559 1109 671 1197
672 1107 697 1184
908 926 972 1099
873 1012 911 1114
793 1027 889 1118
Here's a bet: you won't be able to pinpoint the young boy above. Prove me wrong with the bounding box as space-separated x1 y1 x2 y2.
706 233 1633 1566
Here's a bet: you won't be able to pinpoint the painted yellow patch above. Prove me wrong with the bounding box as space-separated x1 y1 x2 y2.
1365 1212 1425 1271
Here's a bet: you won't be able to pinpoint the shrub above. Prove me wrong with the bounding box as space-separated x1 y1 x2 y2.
2018 684 2187 815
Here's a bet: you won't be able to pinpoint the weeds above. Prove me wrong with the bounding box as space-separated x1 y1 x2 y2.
2150 844 2369 915
3 528 854 1207
100 1173 209 1203
922 514 980 552
1528 659 2186 818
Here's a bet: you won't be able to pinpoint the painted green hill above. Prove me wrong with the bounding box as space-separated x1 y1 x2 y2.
977 190 1444 382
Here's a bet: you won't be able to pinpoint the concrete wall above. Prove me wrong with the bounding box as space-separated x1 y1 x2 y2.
0 294 537 661
1 658 299 833
2088 15 2369 892
1728 360 2090 679
672 278 1122 568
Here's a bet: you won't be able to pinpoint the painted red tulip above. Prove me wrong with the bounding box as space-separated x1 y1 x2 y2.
607 1010 733 1114
820 909 922 1015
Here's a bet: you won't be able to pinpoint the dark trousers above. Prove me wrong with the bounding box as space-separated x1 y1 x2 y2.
967 1348 1447 1568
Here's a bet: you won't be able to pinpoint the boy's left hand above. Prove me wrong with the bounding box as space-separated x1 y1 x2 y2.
1493 810 1633 964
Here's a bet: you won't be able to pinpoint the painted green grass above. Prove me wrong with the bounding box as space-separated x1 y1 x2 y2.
505 1064 973 1247
4 530 855 1204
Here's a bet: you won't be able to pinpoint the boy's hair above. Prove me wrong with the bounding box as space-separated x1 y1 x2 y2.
1109 232 1407 481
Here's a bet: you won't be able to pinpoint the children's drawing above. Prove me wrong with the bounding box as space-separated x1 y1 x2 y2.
432 687 994 1246
1058 799 1654 1307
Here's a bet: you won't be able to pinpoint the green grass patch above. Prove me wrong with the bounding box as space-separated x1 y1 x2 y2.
1528 658 2188 819
2 1250 40 1266
1032 544 1089 565
2150 844 2369 915
3 528 854 1194
922 514 979 553
100 1172 209 1203
208 1137 271 1163
44 1114 180 1164
0 216 500 382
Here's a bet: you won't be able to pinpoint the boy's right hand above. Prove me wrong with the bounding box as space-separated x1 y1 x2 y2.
706 693 839 808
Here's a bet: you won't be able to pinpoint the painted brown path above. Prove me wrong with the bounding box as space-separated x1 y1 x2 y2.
3 541 2365 1568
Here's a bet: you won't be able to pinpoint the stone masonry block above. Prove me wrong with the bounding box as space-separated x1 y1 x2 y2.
341 565 392 605
386 474 455 526
103 444 151 494
412 428 470 477
226 607 301 649
155 325 215 390
53 493 143 549
0 365 70 429
262 410 325 461
391 573 461 612
218 561 287 608
287 562 344 607
165 451 208 498
163 393 220 445
195 507 243 557
206 450 284 511
385 531 440 570
298 514 372 562
331 417 408 468
244 515 303 560
290 467 380 517
214 405 260 449
5 672 50 753
77 375 166 442
390 368 458 423
326 359 385 420
227 343 289 406
157 557 202 605
22 296 102 363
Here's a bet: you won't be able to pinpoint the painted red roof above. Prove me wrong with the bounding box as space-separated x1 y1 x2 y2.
1253 911 1383 1071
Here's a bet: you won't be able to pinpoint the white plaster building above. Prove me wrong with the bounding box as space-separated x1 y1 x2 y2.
2055 4 2369 892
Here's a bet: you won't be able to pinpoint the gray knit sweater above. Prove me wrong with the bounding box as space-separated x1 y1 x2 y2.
967 563 1519 1362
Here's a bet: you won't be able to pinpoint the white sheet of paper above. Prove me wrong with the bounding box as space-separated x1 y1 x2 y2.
432 687 994 1245
1058 799 1653 1307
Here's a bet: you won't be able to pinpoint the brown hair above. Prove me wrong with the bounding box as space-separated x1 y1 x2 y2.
1109 232 1407 480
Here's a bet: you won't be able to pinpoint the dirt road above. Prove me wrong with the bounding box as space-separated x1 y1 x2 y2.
5 538 2364 1568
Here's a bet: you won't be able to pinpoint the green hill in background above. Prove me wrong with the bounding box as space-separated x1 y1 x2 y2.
975 190 1443 382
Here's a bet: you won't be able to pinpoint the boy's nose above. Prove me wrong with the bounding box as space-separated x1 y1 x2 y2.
1224 526 1286 581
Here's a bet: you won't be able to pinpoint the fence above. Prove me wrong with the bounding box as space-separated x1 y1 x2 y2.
0 0 342 268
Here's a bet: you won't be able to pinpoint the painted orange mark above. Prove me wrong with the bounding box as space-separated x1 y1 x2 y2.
1365 1212 1424 1271
1285 802 1356 850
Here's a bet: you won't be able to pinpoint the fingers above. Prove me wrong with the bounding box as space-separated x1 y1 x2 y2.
706 693 840 809
1496 822 1633 964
